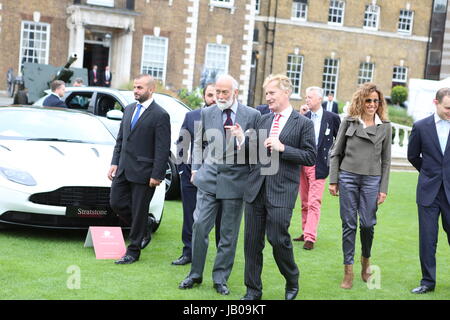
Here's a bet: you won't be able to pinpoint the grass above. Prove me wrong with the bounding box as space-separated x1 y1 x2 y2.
1 171 450 300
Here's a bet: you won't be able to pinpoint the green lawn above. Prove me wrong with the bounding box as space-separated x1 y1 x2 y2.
1 171 450 300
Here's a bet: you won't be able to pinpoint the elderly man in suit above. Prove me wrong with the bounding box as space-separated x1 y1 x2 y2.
242 74 316 300
295 87 341 250
108 74 171 265
322 92 339 114
178 74 260 296
408 87 450 294
43 80 66 108
173 83 223 266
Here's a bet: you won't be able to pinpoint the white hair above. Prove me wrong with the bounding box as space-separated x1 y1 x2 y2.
216 74 239 91
306 86 324 98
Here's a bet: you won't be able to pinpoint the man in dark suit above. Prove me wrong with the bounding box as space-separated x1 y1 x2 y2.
42 80 66 108
102 65 112 87
322 92 339 114
89 65 100 86
408 87 450 294
256 104 271 115
108 74 171 265
173 83 223 266
295 87 341 250
178 75 260 296
242 74 316 300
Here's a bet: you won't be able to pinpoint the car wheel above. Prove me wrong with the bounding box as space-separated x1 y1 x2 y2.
165 158 180 200
149 211 162 233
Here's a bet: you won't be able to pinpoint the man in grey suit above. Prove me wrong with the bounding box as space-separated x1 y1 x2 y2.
178 75 260 295
242 74 316 300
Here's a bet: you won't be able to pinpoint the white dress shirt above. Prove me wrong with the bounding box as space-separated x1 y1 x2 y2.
131 98 154 123
435 112 450 154
310 107 323 145
270 105 293 136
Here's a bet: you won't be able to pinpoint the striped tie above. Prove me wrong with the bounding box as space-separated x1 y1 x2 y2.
270 114 282 137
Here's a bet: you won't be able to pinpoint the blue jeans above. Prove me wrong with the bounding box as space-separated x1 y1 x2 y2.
338 170 381 265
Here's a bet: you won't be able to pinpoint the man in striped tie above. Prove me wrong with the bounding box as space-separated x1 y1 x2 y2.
241 74 316 300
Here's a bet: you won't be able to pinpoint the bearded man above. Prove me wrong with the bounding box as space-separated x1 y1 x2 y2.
178 74 260 296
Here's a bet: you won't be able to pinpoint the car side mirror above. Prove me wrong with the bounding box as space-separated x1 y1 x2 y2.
106 109 123 120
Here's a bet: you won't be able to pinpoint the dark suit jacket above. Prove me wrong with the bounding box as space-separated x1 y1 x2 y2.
176 108 202 172
408 114 450 206
256 104 271 115
102 71 112 87
42 94 66 108
305 109 341 179
89 70 100 86
322 101 338 114
244 111 316 209
111 100 171 184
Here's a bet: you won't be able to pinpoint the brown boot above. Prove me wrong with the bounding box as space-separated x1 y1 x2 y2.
340 265 353 289
361 257 371 282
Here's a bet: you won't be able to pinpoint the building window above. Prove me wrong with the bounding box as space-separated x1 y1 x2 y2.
322 58 339 96
210 0 234 8
86 0 114 7
287 54 304 98
141 36 168 82
363 4 380 30
291 0 308 21
19 21 50 68
328 0 345 26
428 50 442 66
358 62 374 84
255 0 260 14
203 43 230 82
434 0 447 13
398 9 414 34
392 66 408 85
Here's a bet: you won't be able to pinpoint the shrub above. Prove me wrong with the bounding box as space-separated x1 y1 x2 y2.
177 87 204 110
391 85 408 105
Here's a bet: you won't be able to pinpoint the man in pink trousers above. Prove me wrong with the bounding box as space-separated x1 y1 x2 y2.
296 87 341 250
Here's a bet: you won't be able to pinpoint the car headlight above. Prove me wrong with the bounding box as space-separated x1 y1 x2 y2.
0 167 37 186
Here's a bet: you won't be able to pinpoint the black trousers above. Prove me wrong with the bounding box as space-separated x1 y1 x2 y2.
179 165 222 258
244 182 298 296
418 185 450 287
110 172 155 259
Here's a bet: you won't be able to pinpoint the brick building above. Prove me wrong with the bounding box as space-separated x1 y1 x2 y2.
0 0 254 103
251 0 435 106
0 0 440 106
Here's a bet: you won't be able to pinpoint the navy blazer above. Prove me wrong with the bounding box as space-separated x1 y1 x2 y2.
256 104 271 115
322 101 338 114
42 94 66 108
408 114 450 206
305 109 341 179
176 108 202 172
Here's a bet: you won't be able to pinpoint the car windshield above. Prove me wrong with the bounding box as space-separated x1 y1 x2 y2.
0 108 116 145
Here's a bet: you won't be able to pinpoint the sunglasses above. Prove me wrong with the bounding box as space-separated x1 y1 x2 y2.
365 98 380 104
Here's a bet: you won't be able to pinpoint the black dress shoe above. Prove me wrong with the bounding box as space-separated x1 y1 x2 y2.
141 216 155 249
285 284 299 300
172 255 192 265
241 293 262 300
411 285 435 294
114 255 138 265
214 283 230 295
179 276 202 289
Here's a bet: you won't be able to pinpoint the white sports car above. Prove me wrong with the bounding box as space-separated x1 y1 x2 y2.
0 106 165 229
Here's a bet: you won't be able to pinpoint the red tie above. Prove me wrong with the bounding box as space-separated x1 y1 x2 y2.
223 109 233 128
270 114 282 137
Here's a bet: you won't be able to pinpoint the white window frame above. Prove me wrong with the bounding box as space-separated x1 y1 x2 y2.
328 0 345 26
363 4 380 31
204 43 230 81
140 35 169 83
397 9 414 35
322 58 340 97
287 54 304 99
392 66 408 84
18 20 50 71
86 0 114 7
358 62 375 84
255 0 260 14
291 1 308 21
210 0 234 9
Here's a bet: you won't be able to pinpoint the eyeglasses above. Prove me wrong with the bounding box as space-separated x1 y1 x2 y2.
365 98 380 104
